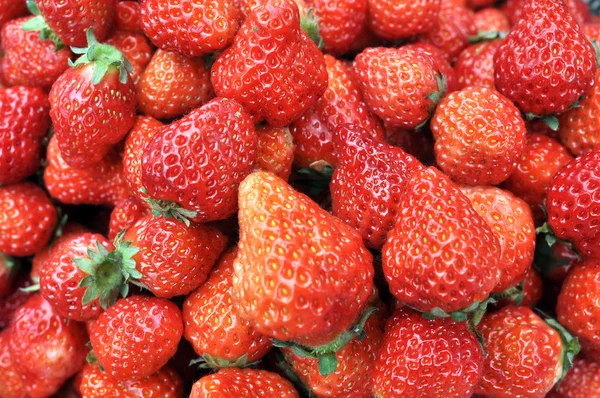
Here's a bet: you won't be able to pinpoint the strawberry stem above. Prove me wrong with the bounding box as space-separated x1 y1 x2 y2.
189 354 257 369
139 188 198 226
22 0 64 50
300 8 323 50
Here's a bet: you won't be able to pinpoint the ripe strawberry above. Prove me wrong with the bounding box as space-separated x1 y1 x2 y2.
382 166 500 314
141 98 257 223
44 136 130 207
89 295 183 380
50 30 136 169
384 126 435 164
108 196 149 240
0 86 50 185
0 182 57 257
105 30 154 84
0 329 26 398
473 8 510 32
0 273 34 329
136 49 214 120
548 356 600 398
373 308 483 397
494 0 596 118
331 124 423 249
2 16 71 89
308 0 367 55
9 294 88 398
140 0 238 57
212 0 327 127
367 0 441 40
0 0 27 30
290 54 384 168
454 39 502 89
236 0 308 23
503 0 591 26
254 125 294 180
116 1 142 33
183 247 272 366
515 266 544 308
36 0 117 46
404 42 460 93
353 47 443 129
190 368 299 397
233 171 374 346
431 86 527 185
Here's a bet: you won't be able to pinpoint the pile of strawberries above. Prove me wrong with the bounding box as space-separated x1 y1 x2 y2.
3 0 600 396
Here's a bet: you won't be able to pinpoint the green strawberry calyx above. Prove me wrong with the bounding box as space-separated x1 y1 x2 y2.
69 29 133 85
22 0 64 50
300 8 324 50
139 187 198 227
536 222 579 257
273 350 318 398
189 353 258 369
418 72 447 131
468 30 508 44
542 315 580 387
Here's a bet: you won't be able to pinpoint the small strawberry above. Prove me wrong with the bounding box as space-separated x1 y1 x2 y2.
548 356 600 398
0 0 27 30
108 196 149 240
136 49 214 120
105 30 154 84
0 329 26 398
212 0 327 127
89 295 183 380
116 1 142 33
404 42 460 93
0 273 34 329
454 39 502 89
190 368 299 398
308 0 367 55
473 8 510 32
254 125 295 180
514 266 544 308
367 0 441 40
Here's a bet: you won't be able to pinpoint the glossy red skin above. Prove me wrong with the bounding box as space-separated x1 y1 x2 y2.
384 126 435 164
285 313 383 398
1 16 72 89
0 274 33 329
308 0 367 55
290 54 384 168
9 295 88 398
0 0 27 30
234 171 374 346
140 0 238 57
183 247 272 363
0 182 57 257
548 357 600 398
44 136 130 207
212 0 327 127
237 0 307 21
495 0 596 116
190 368 299 398
432 86 527 185
142 98 257 223
0 329 27 398
503 0 590 26
137 49 214 120
354 47 440 129
373 308 483 398
0 86 50 185
90 295 183 381
106 30 154 84
403 42 459 93
255 125 294 180
382 167 500 313
369 0 440 40
116 1 142 33
473 8 510 32
124 214 228 298
40 233 113 322
582 23 600 44
496 266 543 308
108 196 149 240
331 125 423 250
476 306 562 398
50 64 137 169
454 39 502 89
547 150 600 259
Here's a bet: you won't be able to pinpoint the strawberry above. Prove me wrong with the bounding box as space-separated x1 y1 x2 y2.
454 39 502 89
382 166 500 314
233 171 374 346
367 0 441 40
36 0 117 46
105 30 154 84
237 0 308 22
494 0 596 119
116 1 142 33
548 356 600 398
139 0 238 57
540 241 579 284
254 125 295 180
353 47 444 129
290 54 384 168
183 247 272 367
2 16 71 89
373 308 483 397
136 49 214 120
515 266 544 308
431 86 527 185
141 98 257 223
108 196 149 240
403 42 460 93
331 124 423 249
0 254 17 298
308 0 367 55
384 126 435 164
9 294 88 398
0 329 26 398
44 136 130 207
0 86 50 185
89 295 183 380
0 182 57 257
473 8 510 32
0 0 27 30
50 30 137 169
503 0 591 26
0 274 33 329
190 368 299 397
212 0 327 127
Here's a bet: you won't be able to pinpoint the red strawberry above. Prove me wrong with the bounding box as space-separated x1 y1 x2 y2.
140 0 238 57
212 0 327 127
431 86 527 185
183 247 272 367
308 0 367 55
89 295 183 380
136 49 214 120
515 266 544 308
0 86 50 185
236 0 308 24
454 39 502 89
105 30 154 84
582 23 600 44
367 0 441 40
141 98 257 223
0 329 26 398
331 124 423 249
36 0 117 46
233 171 374 346
108 196 149 240
50 30 137 169
473 8 510 32
44 136 130 207
494 0 596 118
9 294 88 398
116 1 142 33
353 47 443 129
0 254 17 298
254 125 295 180
403 42 460 93
0 182 57 257
548 357 600 398
0 274 34 329
384 126 435 164
503 0 591 26
373 308 483 397
190 368 299 398
0 0 27 30
382 166 500 314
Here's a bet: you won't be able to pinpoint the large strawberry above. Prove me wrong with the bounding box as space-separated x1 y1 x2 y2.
367 0 441 40
190 368 299 397
454 39 502 89
548 356 600 398
308 0 367 55
212 0 327 127
0 329 26 398
141 98 257 223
